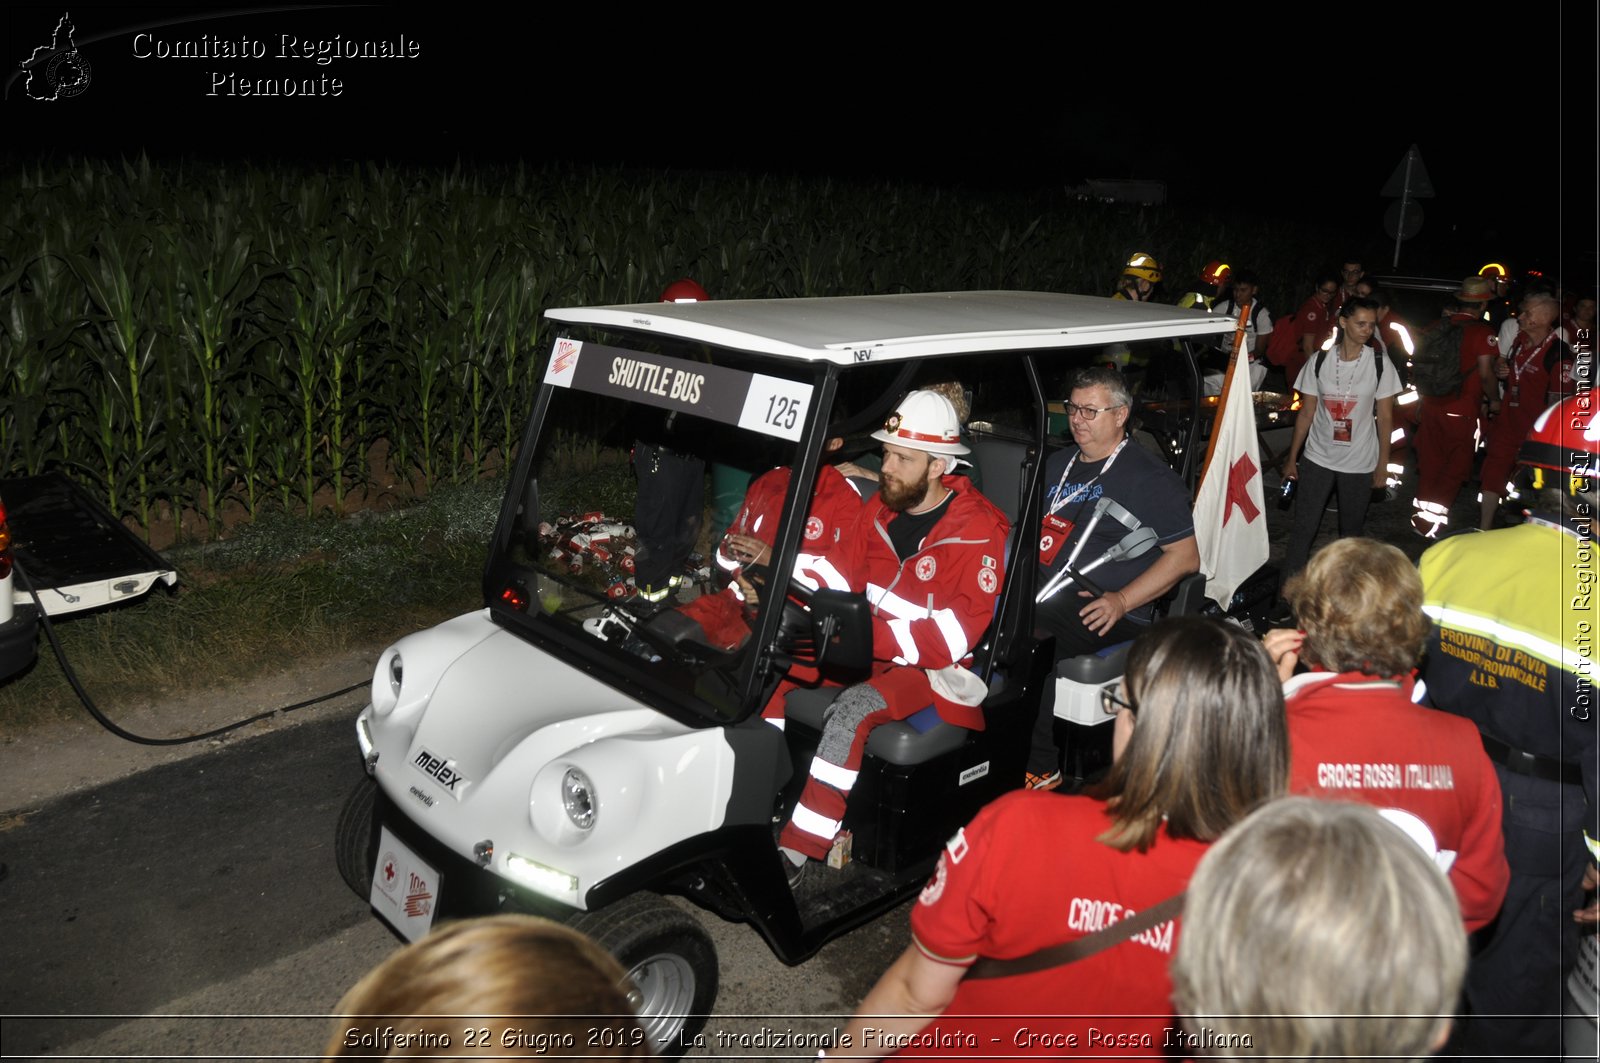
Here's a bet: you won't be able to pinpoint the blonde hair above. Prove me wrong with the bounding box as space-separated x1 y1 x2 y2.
324 916 646 1061
1097 616 1288 851
1284 538 1429 676
1172 797 1466 1062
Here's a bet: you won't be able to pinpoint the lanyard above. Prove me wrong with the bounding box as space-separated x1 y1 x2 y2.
1327 344 1368 395
1048 438 1129 517
1509 331 1555 381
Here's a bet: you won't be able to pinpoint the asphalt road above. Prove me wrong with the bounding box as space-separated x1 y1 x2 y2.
0 712 911 1061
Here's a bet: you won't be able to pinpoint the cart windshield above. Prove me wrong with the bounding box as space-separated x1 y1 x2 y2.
486 330 829 725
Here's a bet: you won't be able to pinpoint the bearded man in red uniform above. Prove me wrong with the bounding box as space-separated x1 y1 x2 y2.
777 390 1008 874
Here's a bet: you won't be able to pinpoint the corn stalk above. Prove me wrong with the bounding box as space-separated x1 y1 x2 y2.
66 229 161 529
166 213 272 536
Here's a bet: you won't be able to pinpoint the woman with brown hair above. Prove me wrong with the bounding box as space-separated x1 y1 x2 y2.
1267 537 1508 932
840 616 1288 1058
324 915 647 1061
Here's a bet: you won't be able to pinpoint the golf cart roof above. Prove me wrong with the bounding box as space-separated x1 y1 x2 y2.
545 290 1232 366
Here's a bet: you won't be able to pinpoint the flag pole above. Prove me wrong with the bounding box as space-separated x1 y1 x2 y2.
1196 300 1251 492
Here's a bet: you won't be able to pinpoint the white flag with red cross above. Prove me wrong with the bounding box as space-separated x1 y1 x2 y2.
1192 331 1269 606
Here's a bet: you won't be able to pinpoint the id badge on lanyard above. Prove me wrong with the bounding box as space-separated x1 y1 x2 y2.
1040 439 1127 564
1325 395 1356 445
1039 514 1073 566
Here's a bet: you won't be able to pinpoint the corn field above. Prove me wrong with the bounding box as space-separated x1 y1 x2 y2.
0 156 1344 540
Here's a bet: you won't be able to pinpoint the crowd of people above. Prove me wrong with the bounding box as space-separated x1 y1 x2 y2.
319 262 1594 1061
841 401 1589 1062
1138 251 1592 543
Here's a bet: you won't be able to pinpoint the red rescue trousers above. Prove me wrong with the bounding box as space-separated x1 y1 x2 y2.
778 665 936 860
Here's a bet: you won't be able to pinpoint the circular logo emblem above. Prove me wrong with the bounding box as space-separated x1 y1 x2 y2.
377 853 401 895
915 556 937 581
1039 534 1054 553
47 51 92 99
977 567 998 594
918 853 949 906
804 516 824 541
884 412 903 433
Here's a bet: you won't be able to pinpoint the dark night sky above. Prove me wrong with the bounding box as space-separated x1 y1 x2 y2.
5 3 1596 285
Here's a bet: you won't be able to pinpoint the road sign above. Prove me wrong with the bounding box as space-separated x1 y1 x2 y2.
1381 145 1434 198
1383 145 1433 267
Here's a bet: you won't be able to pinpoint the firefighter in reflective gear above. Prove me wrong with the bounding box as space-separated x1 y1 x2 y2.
1478 261 1515 329
1418 395 1599 1059
1108 252 1163 372
777 391 1009 873
1177 259 1231 311
1114 250 1163 302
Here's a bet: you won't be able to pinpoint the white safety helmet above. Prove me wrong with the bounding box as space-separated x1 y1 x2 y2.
870 390 971 456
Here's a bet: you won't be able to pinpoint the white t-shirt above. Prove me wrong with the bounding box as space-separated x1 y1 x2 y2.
1497 316 1519 359
1294 345 1404 474
1214 298 1274 357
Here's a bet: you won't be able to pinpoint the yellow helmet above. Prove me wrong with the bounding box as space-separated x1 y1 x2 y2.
1477 262 1509 279
1123 251 1163 283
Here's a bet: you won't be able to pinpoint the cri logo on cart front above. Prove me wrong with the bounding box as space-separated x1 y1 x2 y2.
413 747 466 793
377 852 401 894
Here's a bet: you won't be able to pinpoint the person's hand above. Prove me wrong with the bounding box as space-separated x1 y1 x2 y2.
734 570 761 609
1263 628 1305 683
1575 863 1599 925
1371 467 1388 490
1077 589 1128 635
1282 457 1298 482
1494 358 1510 380
723 533 771 567
835 461 879 482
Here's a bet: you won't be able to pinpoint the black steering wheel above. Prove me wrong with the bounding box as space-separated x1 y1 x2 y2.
772 575 821 667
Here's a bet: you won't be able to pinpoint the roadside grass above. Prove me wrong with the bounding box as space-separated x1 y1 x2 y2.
0 478 508 734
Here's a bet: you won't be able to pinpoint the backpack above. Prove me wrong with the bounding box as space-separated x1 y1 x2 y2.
1215 299 1268 355
1411 315 1468 397
1264 309 1301 367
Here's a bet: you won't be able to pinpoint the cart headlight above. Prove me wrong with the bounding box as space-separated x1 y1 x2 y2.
504 853 579 900
371 648 402 716
561 767 597 831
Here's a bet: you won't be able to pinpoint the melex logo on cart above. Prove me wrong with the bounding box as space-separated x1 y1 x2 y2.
413 747 467 796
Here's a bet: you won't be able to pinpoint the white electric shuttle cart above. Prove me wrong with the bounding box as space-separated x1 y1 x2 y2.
337 291 1233 1050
